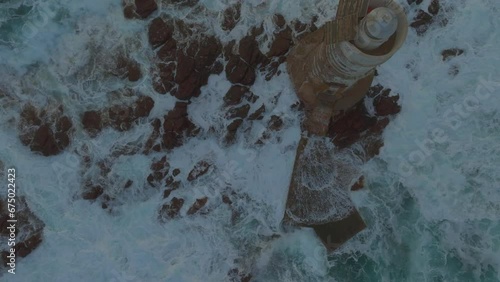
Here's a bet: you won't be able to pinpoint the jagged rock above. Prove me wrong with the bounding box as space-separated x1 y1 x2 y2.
441 48 464 61
267 27 293 57
159 197 184 220
187 197 208 215
351 176 365 191
20 104 41 127
115 56 142 82
239 36 265 67
222 3 241 31
175 52 196 83
56 116 72 133
187 161 211 181
134 0 157 19
149 18 174 48
226 104 250 119
148 156 170 185
82 111 102 136
428 0 440 15
134 96 155 118
374 92 401 116
227 119 243 132
226 56 256 85
273 14 286 28
153 62 176 94
176 73 201 100
225 119 243 144
224 85 250 106
157 39 177 61
248 104 265 120
268 115 283 131
162 102 196 149
82 185 104 200
410 10 433 35
30 124 60 156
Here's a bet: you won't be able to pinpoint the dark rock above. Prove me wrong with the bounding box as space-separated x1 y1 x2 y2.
226 56 256 85
187 197 208 215
172 169 181 176
273 14 286 28
123 4 136 19
56 116 72 133
441 48 464 61
224 85 250 106
82 185 104 200
374 93 401 116
162 102 196 149
428 0 440 15
153 62 176 94
239 36 265 66
20 104 41 127
157 39 177 61
222 3 241 31
127 62 142 82
267 27 293 57
82 110 102 136
55 132 70 149
227 119 243 132
159 197 184 219
175 52 196 83
410 10 433 35
16 232 43 258
226 104 250 119
268 115 283 131
134 96 155 118
248 104 265 120
351 176 364 191
115 56 142 82
222 195 232 205
187 161 211 181
135 0 157 19
30 124 60 156
176 73 201 100
149 18 174 48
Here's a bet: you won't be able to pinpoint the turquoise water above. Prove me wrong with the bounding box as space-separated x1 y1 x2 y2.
0 0 499 281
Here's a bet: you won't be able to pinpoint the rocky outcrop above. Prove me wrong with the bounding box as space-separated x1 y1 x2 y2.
222 3 241 31
162 102 198 150
409 0 445 36
147 156 170 186
158 197 184 221
187 160 211 181
187 197 208 215
81 95 155 136
18 104 74 156
148 18 174 48
328 84 400 152
441 48 464 61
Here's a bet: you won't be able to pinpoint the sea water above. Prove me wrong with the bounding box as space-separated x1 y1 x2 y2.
0 0 499 281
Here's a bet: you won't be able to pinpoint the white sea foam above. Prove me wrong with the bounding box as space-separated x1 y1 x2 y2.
0 0 499 281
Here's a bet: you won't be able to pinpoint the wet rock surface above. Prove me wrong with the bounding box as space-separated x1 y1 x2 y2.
18 104 74 156
81 95 155 136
